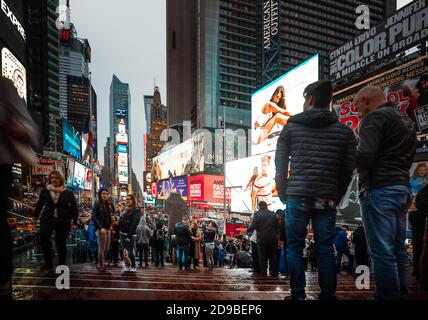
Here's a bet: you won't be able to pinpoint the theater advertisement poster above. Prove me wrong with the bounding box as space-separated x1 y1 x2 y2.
333 56 428 225
333 55 428 152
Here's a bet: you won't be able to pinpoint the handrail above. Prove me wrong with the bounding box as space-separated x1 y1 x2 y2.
9 198 36 210
6 211 34 221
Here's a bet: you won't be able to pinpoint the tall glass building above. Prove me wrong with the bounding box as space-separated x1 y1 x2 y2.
109 75 131 193
26 0 60 152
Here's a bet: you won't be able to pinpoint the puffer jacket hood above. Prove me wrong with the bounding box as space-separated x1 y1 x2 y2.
289 108 338 128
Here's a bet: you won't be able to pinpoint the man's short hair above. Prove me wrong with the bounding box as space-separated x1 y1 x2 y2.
258 201 268 208
303 80 333 108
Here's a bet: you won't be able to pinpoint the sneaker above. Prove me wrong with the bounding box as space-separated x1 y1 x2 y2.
130 267 137 273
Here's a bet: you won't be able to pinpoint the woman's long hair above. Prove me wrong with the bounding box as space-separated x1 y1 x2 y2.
127 194 137 210
270 85 287 109
412 163 428 179
48 170 65 186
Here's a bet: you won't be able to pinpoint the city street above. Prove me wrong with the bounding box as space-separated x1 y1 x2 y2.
11 251 428 301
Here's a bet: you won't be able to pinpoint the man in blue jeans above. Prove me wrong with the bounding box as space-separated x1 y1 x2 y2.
275 80 356 300
354 86 416 300
175 218 192 271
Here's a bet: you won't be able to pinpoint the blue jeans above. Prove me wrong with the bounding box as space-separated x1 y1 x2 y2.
120 234 137 268
360 185 412 300
336 248 354 274
286 196 337 300
154 248 164 267
177 244 190 270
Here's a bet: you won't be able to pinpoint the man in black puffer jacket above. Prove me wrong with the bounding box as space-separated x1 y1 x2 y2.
275 80 356 301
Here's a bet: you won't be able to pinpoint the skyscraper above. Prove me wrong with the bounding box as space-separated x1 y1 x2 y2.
145 86 167 173
26 0 60 153
167 0 396 131
109 75 131 197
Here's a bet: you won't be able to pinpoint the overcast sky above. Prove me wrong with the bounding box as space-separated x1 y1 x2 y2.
60 0 166 187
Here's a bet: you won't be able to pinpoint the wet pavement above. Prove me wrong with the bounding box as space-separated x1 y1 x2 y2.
12 250 428 300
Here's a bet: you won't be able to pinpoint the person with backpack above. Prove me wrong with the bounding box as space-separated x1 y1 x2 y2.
136 216 152 268
152 223 166 267
225 239 238 269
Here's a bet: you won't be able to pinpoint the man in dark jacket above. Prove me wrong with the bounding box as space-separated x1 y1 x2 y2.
275 80 356 300
249 201 280 277
354 86 416 300
175 218 192 271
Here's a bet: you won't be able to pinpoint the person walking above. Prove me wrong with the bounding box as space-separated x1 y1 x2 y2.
190 222 202 269
92 188 114 271
225 239 238 269
203 221 217 272
119 195 140 272
352 226 369 268
33 171 78 273
275 80 356 300
354 86 416 300
249 201 280 277
335 226 354 274
175 218 192 271
0 76 40 299
152 223 166 267
136 216 152 268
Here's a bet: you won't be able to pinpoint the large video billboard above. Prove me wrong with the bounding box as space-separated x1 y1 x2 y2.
118 166 128 184
157 176 188 200
251 55 319 156
0 0 26 62
151 135 205 182
73 162 86 191
1 47 26 101
118 153 128 167
226 152 284 214
189 175 231 204
66 158 75 188
63 120 81 160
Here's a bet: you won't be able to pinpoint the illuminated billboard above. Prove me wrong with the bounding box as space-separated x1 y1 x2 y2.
251 54 319 156
118 166 128 184
62 121 81 160
118 145 127 153
157 176 188 200
116 108 126 118
226 152 284 213
189 175 231 204
84 168 92 191
118 153 128 167
1 47 26 101
118 119 126 134
116 133 128 145
66 158 75 188
73 162 86 191
333 55 428 154
151 135 205 182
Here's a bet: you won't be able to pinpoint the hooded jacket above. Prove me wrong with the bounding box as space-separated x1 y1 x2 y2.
275 108 357 203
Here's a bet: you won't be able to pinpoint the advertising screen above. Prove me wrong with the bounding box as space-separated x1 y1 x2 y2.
333 56 428 154
1 47 26 101
66 159 75 188
116 108 126 118
118 166 128 184
118 153 128 167
251 55 319 156
73 162 86 191
116 133 128 145
63 120 81 160
189 175 231 203
118 145 127 153
157 176 188 200
151 135 205 182
84 168 92 191
226 152 284 213
118 119 126 134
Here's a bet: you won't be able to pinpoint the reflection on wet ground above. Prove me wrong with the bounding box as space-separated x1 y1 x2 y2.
12 249 428 300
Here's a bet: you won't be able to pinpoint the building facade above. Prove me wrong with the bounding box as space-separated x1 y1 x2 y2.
109 75 131 198
167 0 396 131
26 0 60 153
145 86 167 173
